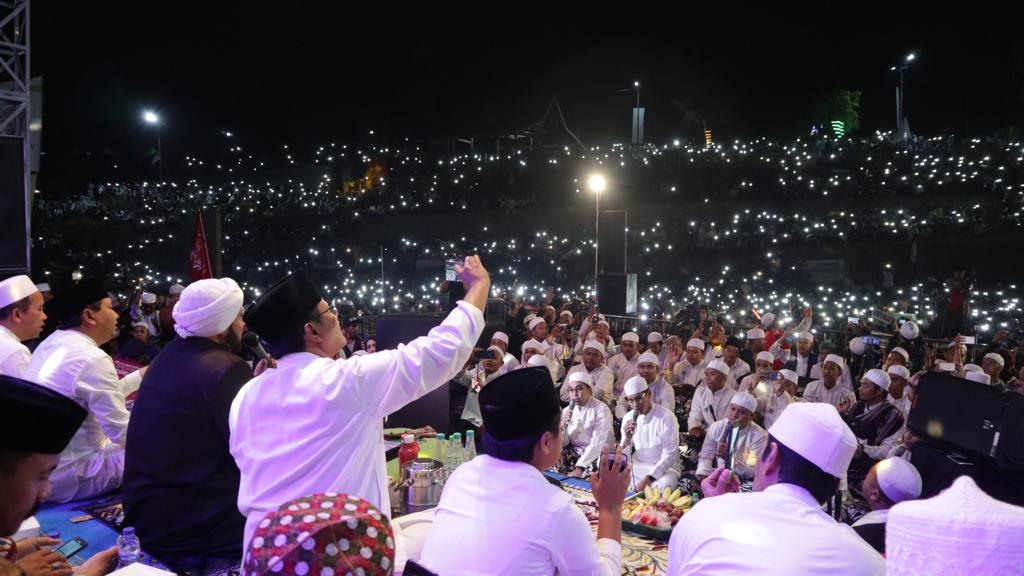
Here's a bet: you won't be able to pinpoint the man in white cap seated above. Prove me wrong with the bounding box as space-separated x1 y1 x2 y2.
131 291 162 338
757 368 799 430
522 339 558 383
851 457 922 553
885 346 911 370
574 317 616 360
616 351 674 418
885 475 1024 575
122 277 250 572
559 371 615 478
646 331 667 367
738 350 775 393
35 282 53 303
981 352 1006 389
885 364 912 420
26 278 137 502
619 376 680 492
696 392 767 484
784 332 818 387
845 369 905 491
525 315 570 380
0 275 46 378
158 283 186 344
668 402 884 575
739 327 766 370
562 340 614 404
453 345 506 440
668 338 708 388
607 331 641 407
721 336 752 384
687 359 736 440
489 331 519 375
803 354 856 411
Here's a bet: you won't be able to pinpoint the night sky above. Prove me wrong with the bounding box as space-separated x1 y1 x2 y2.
31 3 1022 165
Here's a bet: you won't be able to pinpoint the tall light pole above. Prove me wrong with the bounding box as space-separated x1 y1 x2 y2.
143 110 163 182
892 53 915 134
634 80 640 109
588 174 607 291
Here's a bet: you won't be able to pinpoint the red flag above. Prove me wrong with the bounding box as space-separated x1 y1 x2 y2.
188 213 213 281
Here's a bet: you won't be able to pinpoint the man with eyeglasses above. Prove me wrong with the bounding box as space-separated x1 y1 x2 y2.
229 257 490 552
619 376 680 492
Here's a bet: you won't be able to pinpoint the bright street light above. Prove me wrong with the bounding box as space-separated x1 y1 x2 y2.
143 111 159 124
588 174 607 193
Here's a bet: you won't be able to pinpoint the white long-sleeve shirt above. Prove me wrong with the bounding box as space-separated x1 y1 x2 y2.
670 359 706 387
564 398 614 469
621 404 680 481
687 384 736 431
563 364 615 404
455 365 502 426
696 419 768 480
757 388 798 430
606 352 640 399
0 324 31 378
803 379 856 410
668 483 885 575
615 377 675 419
498 352 520 375
420 455 620 575
229 300 484 550
26 329 138 500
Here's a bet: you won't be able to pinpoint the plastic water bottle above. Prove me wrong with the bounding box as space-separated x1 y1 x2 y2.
450 433 464 470
435 433 447 474
464 430 477 461
117 527 141 568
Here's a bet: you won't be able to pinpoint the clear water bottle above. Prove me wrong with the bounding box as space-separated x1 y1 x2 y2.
435 433 447 474
117 527 141 568
464 430 477 461
449 433 464 469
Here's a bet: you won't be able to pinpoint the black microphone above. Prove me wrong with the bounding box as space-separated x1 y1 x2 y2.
564 399 577 430
242 332 272 363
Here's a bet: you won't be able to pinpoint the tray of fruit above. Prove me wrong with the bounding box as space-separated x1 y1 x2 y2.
621 486 696 540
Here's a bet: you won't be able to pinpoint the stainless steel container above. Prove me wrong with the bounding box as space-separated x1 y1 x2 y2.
400 458 445 514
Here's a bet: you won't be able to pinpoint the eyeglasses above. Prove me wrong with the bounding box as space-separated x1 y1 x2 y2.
309 304 337 322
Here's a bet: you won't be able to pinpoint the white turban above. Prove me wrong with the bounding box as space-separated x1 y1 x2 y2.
528 317 547 331
523 313 536 326
168 283 186 296
173 278 244 339
824 354 846 372
887 365 911 382
984 352 1005 369
141 292 157 305
647 332 663 343
491 331 509 345
761 312 776 328
899 321 920 340
687 338 705 351
706 359 730 376
623 376 648 396
891 347 910 363
730 391 757 413
746 328 765 340
863 368 892 391
0 275 37 308
526 355 549 368
583 341 605 355
522 340 545 354
756 351 775 364
620 332 639 343
876 458 922 504
779 369 799 385
849 337 865 356
597 320 610 328
566 370 593 388
637 352 660 366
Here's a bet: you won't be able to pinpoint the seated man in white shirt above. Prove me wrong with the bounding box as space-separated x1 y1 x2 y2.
721 336 751 385
420 366 631 576
619 376 680 492
803 354 856 411
668 338 708 388
885 364 912 420
489 331 520 375
559 371 615 477
686 359 736 440
526 316 570 380
616 352 675 419
668 403 885 575
696 392 767 483
757 368 799 430
606 332 641 407
738 351 775 393
0 275 47 378
522 339 557 383
454 345 506 431
562 341 615 404
851 457 922 554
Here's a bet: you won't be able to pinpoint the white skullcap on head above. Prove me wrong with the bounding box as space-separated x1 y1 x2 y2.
566 370 593 388
528 316 547 331
583 340 605 355
623 376 648 396
886 476 1024 575
899 320 920 341
523 313 536 326
647 332 663 343
637 352 660 366
173 278 244 339
756 351 775 364
620 331 639 343
779 369 799 384
824 354 846 372
984 352 1005 368
887 364 911 381
891 347 910 363
966 371 991 385
0 275 38 308
560 310 573 318
141 292 157 305
848 336 865 356
730 391 757 413
545 305 556 312
131 322 148 330
35 283 51 292
761 312 776 328
798 332 814 342
526 355 548 368
491 331 509 344
687 338 705 351
487 345 504 355
863 368 892 391
706 359 730 376
597 320 610 328
963 363 983 373
522 339 545 354
875 457 922 504
768 402 857 478
746 328 765 340
168 283 186 296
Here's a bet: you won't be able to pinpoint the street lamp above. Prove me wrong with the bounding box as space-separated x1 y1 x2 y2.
588 174 607 289
892 52 916 133
143 110 163 182
634 80 640 108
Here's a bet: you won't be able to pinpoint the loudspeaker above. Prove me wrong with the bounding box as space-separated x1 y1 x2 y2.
0 136 28 274
597 273 637 315
908 372 1024 470
598 210 627 274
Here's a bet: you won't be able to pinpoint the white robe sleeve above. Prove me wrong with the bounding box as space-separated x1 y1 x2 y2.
74 356 130 446
549 499 621 576
649 415 680 480
0 347 30 378
696 420 721 476
576 405 612 469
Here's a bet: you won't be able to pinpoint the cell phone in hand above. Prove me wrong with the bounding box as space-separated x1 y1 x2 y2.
961 336 976 345
476 350 498 360
606 452 629 472
55 537 87 559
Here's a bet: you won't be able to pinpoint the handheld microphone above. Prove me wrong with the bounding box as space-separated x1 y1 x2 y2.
242 332 272 363
564 400 577 430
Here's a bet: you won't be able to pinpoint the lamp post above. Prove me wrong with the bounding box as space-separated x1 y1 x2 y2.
588 174 607 291
143 110 163 181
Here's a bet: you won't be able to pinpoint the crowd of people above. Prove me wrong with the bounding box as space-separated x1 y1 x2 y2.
2 253 1023 575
